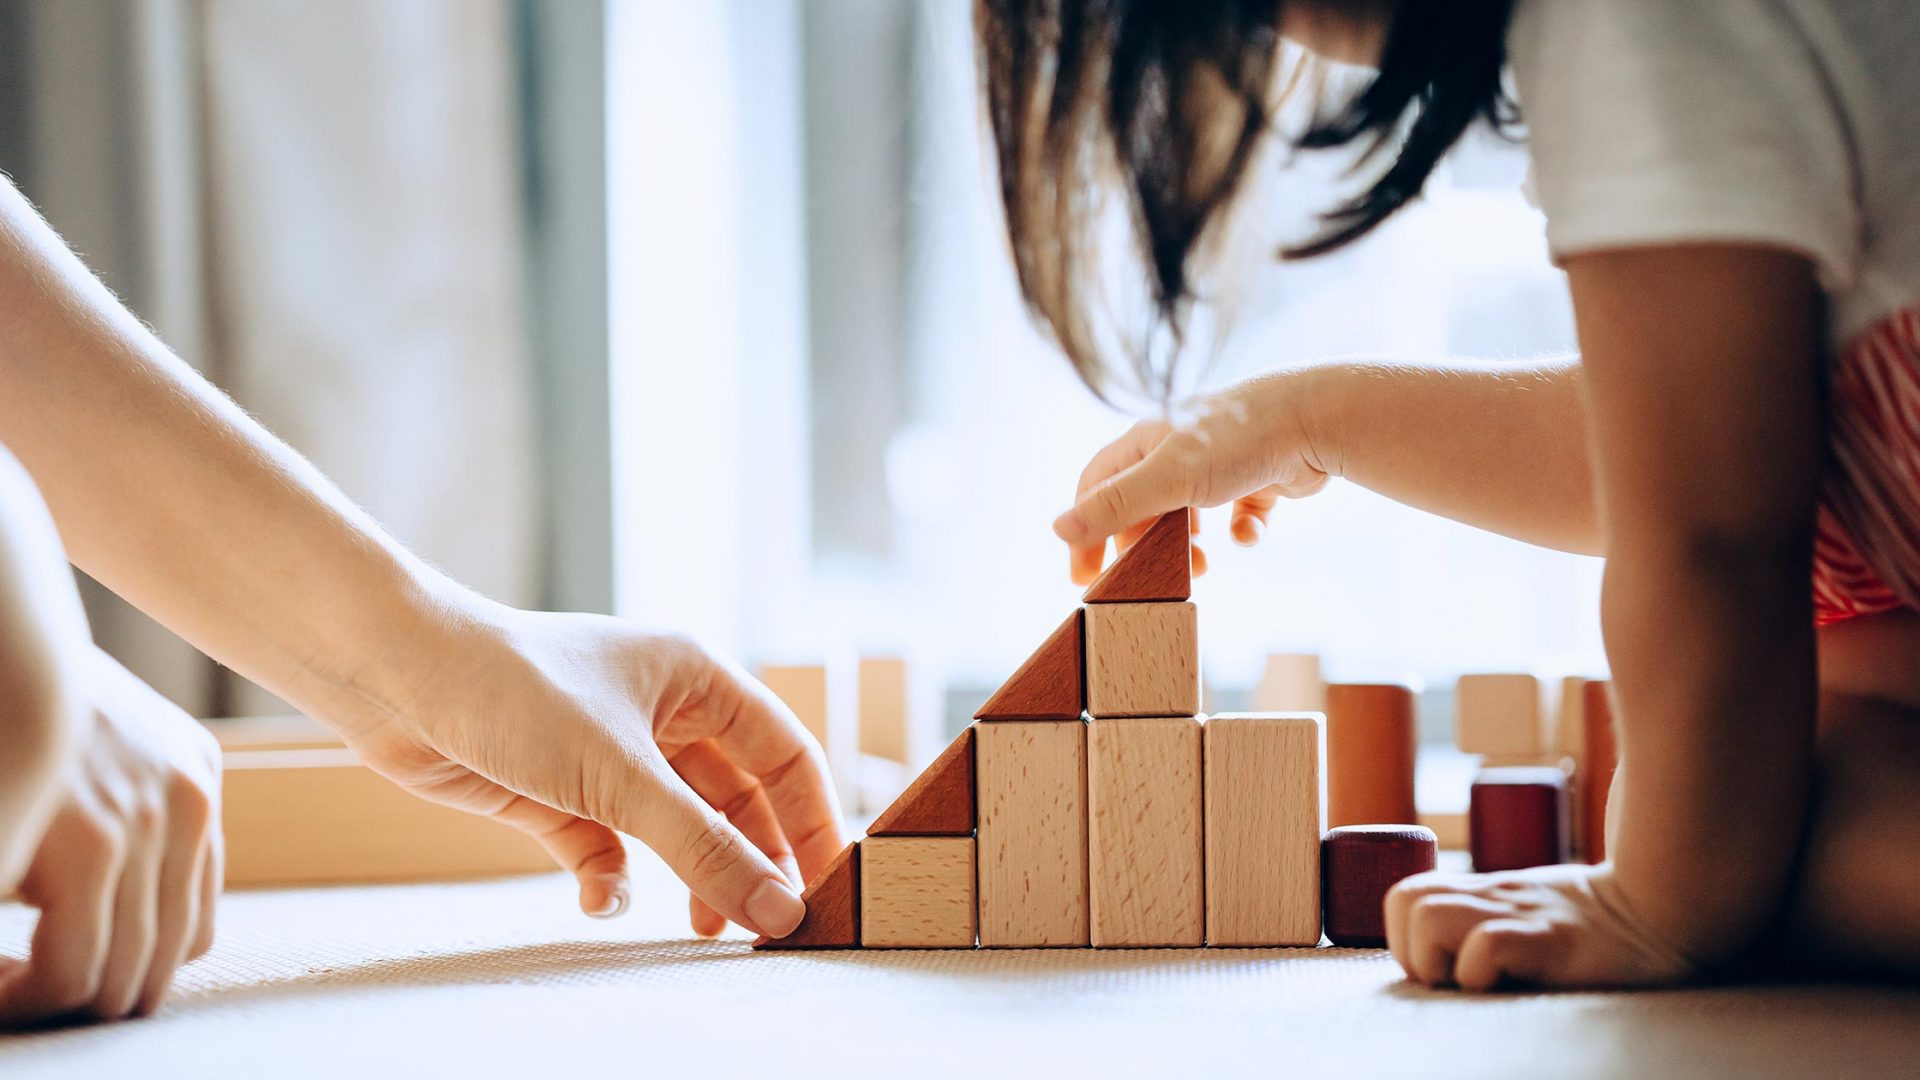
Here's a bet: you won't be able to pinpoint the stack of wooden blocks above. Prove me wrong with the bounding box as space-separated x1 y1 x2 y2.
758 511 1327 950
1456 673 1617 870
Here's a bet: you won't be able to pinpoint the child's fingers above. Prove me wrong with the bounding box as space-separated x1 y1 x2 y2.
1404 892 1509 987
1231 486 1282 546
1192 542 1209 578
1054 454 1194 556
1454 917 1555 992
0 831 119 1025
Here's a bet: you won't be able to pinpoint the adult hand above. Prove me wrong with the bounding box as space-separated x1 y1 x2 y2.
337 604 844 940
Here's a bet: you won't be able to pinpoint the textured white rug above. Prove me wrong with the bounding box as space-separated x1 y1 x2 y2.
3 854 1917 1079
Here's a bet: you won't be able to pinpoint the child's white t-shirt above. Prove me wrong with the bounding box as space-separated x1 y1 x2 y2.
1507 0 1920 352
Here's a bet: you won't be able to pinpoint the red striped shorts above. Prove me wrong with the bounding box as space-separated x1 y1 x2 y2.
1814 305 1920 625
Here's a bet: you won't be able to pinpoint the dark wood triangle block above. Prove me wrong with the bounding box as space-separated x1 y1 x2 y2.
1083 510 1191 603
973 609 1084 720
868 726 976 836
752 841 860 949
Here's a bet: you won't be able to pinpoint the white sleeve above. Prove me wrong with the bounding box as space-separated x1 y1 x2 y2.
1509 0 1860 288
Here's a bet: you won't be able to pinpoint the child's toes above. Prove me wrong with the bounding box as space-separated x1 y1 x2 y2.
1454 917 1557 991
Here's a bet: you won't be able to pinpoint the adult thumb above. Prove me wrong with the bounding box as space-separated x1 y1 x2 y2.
620 768 804 939
1054 452 1190 550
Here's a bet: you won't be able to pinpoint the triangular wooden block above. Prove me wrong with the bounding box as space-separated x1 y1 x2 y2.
1083 510 1191 603
753 841 860 949
973 610 1084 720
868 727 975 836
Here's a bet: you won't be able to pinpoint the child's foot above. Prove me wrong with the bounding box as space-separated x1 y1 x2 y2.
1385 863 1698 991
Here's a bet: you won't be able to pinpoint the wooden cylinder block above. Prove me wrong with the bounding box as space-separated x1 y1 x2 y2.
1469 767 1570 872
1325 683 1418 828
1320 825 1438 947
1582 680 1618 863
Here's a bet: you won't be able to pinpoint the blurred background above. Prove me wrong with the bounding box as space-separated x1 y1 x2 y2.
0 0 1601 738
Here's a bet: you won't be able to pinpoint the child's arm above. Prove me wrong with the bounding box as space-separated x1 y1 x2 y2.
1054 357 1596 580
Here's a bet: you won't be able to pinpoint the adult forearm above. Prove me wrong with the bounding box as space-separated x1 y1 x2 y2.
0 179 459 731
1602 538 1815 962
1302 356 1599 553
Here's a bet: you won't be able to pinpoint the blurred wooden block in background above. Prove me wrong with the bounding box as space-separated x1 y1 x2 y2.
1326 682 1418 828
755 841 861 949
1468 766 1570 872
222 746 551 887
975 610 1084 720
760 664 831 749
1254 653 1325 713
976 719 1089 946
860 837 976 948
1455 674 1545 757
1083 509 1191 604
1204 713 1324 946
1088 718 1204 947
1417 810 1468 851
1322 825 1438 947
858 655 910 763
1085 601 1199 719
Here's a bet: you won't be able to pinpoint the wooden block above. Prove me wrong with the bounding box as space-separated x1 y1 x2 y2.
1204 713 1324 946
1084 601 1199 719
975 610 1084 720
859 837 976 948
1083 509 1191 603
868 727 975 836
1455 674 1545 756
755 841 860 949
222 747 551 886
1582 680 1618 863
976 719 1089 946
1253 653 1325 713
1321 825 1437 947
207 714 345 751
1088 718 1204 947
1417 810 1468 851
760 664 831 749
857 656 912 763
1555 675 1590 761
1469 766 1570 872
1325 683 1418 827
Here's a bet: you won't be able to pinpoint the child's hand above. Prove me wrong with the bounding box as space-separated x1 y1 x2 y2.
339 606 845 941
0 649 222 1025
1056 370 1332 584
1385 862 1698 991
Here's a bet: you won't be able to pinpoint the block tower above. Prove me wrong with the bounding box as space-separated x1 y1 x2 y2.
757 510 1327 950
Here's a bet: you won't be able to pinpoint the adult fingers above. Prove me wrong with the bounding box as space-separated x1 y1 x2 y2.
670 739 800 936
690 893 727 939
488 787 631 918
1232 486 1283 546
1404 892 1510 988
135 782 215 1016
189 829 221 960
91 806 163 1020
1454 917 1558 992
0 819 121 1025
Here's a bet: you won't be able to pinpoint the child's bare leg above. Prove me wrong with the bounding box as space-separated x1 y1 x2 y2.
1767 690 1920 977
0 446 88 891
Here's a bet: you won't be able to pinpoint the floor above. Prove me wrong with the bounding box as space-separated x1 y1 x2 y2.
3 855 1918 1080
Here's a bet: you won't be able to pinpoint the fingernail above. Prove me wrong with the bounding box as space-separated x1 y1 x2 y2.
745 878 805 937
588 878 629 919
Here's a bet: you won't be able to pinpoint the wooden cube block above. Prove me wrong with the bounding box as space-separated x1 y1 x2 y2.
1325 683 1418 828
976 720 1089 946
1204 713 1324 946
1455 674 1545 756
1085 601 1199 719
755 841 860 949
1253 653 1325 713
1088 718 1204 947
1582 680 1619 863
1469 766 1570 872
1321 825 1437 947
859 837 976 948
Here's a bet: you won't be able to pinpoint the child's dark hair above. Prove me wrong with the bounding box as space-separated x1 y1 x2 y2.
975 0 1517 401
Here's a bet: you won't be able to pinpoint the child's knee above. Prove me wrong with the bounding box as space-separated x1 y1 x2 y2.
0 443 89 888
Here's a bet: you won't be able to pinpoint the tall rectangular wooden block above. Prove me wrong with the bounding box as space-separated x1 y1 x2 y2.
1455 674 1545 756
857 655 911 763
860 836 976 948
976 720 1089 947
1204 713 1324 946
1085 601 1200 718
1088 718 1204 947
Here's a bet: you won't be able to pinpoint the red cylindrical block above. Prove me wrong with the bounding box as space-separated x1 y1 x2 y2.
1321 825 1438 947
1469 767 1570 872
1582 680 1618 863
1326 683 1420 828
